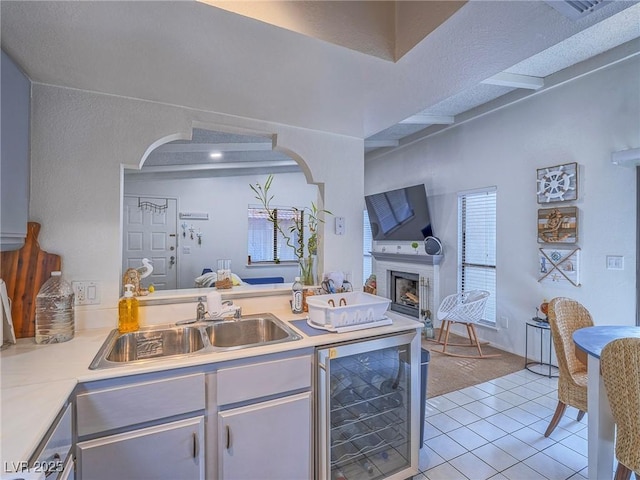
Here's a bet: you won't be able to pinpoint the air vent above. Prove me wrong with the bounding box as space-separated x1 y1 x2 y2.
545 0 610 20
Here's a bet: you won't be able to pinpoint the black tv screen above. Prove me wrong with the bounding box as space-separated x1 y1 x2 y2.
365 184 433 241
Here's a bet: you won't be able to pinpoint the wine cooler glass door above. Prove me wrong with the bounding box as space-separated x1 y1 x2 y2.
317 331 419 480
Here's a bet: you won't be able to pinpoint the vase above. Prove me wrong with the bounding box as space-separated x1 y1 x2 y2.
299 255 317 286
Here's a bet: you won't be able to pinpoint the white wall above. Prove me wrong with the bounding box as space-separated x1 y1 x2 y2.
366 57 639 356
29 84 364 320
124 172 318 287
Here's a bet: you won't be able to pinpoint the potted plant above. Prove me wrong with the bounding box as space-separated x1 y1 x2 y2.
250 175 331 285
411 241 419 254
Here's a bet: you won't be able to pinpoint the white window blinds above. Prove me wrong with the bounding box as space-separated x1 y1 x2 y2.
247 207 300 262
458 188 497 323
363 209 373 285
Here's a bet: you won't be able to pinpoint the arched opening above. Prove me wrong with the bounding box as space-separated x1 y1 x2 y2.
122 127 322 292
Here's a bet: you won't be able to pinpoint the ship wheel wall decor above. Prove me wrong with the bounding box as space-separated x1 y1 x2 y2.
536 162 578 203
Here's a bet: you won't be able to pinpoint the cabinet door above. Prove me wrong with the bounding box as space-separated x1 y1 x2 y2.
218 392 311 480
0 51 30 249
77 416 204 480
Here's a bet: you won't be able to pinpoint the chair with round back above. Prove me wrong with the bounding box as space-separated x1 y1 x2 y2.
544 297 592 437
601 337 640 480
434 290 498 359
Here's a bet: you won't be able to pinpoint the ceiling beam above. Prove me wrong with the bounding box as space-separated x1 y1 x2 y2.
153 142 273 154
482 72 544 90
128 160 298 174
399 114 455 125
364 139 400 148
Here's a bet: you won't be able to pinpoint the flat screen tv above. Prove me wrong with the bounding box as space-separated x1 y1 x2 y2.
365 184 433 241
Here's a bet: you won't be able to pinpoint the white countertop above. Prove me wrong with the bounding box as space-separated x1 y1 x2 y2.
0 295 421 468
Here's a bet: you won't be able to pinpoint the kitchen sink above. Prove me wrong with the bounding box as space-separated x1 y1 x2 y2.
89 313 302 369
105 327 205 363
205 316 294 348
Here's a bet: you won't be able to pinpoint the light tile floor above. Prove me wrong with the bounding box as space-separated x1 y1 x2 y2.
416 369 591 480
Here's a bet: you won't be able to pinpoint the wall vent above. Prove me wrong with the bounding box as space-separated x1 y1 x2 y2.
545 0 610 20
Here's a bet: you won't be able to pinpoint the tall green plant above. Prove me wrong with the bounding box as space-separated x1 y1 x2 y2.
250 175 331 283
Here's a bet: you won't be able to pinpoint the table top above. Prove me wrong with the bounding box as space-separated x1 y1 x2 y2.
573 325 640 359
526 318 550 329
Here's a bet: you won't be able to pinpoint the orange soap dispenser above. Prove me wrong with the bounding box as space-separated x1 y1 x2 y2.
118 284 139 333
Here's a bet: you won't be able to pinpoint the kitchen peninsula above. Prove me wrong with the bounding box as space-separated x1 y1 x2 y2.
1 286 422 479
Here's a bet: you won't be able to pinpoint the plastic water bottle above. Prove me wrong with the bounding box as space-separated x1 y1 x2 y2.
291 277 304 314
35 271 75 344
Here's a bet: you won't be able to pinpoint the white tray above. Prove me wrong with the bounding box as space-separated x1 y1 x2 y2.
306 292 391 330
306 316 392 333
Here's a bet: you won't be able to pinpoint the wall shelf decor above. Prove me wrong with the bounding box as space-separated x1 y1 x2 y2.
537 206 578 244
536 162 578 203
538 247 581 287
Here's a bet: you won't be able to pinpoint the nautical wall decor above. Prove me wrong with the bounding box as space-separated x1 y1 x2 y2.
536 162 578 203
538 247 581 287
537 206 578 244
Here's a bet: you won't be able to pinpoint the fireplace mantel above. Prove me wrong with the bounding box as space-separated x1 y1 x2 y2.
371 251 443 265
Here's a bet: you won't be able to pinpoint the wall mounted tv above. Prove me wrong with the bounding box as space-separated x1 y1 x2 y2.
365 184 433 241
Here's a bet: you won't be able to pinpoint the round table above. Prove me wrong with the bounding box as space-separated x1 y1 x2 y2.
573 325 640 480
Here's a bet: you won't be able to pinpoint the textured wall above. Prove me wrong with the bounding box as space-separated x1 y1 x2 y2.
365 58 640 356
30 85 364 320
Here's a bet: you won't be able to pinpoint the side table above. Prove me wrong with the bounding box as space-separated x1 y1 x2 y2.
525 319 559 377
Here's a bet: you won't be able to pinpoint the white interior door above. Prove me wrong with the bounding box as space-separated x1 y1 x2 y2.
123 196 178 290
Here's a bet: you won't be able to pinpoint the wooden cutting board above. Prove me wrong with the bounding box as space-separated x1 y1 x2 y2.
0 222 61 338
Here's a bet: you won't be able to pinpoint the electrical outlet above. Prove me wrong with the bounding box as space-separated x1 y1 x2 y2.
72 281 101 305
72 281 86 304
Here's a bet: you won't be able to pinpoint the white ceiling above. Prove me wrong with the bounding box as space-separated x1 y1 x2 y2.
1 1 639 175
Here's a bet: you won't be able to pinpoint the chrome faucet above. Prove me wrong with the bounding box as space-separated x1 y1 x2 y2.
196 297 206 321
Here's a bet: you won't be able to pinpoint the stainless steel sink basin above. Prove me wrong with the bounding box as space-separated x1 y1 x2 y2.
89 313 301 369
105 327 205 363
205 316 297 348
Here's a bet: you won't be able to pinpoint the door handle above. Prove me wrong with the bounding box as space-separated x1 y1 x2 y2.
226 425 231 449
192 432 199 458
169 256 175 266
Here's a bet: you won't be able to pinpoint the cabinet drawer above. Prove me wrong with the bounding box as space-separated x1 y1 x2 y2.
76 373 205 437
217 355 311 405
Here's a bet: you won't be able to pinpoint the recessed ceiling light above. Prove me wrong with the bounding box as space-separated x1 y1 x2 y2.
209 152 222 159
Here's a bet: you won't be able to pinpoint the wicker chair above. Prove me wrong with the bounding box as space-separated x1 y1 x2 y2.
601 337 640 480
544 297 592 437
434 290 498 359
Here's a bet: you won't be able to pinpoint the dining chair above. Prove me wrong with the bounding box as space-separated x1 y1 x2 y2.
601 337 640 480
544 297 592 437
434 290 498 358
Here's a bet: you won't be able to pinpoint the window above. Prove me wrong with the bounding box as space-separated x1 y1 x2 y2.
458 188 497 324
247 206 301 263
363 209 373 285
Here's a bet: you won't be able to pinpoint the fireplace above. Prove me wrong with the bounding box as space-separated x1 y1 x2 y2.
389 270 420 318
371 251 441 324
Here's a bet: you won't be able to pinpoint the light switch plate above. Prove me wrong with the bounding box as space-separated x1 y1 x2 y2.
335 216 345 235
606 255 624 270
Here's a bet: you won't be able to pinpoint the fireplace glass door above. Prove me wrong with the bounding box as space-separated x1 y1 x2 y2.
389 271 419 318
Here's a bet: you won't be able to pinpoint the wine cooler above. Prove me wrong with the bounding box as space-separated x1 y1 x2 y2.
316 331 420 480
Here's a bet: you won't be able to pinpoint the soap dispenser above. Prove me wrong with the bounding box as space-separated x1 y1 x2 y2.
118 284 139 333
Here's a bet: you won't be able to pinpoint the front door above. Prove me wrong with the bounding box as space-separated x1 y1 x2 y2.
123 196 178 290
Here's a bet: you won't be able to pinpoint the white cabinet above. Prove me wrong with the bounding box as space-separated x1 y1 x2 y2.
30 402 73 479
218 392 311 480
75 372 206 480
77 416 204 480
214 354 313 480
1 51 30 250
